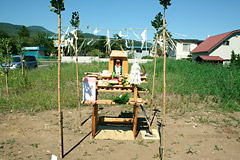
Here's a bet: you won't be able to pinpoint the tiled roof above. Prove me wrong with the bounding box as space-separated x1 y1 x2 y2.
191 29 240 54
198 55 225 61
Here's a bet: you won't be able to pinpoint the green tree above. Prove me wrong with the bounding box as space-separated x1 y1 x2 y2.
81 42 93 56
151 12 163 57
0 30 10 38
14 38 27 75
18 26 30 38
237 54 240 66
94 36 107 57
111 34 126 51
0 38 12 99
151 12 163 32
230 50 240 67
230 50 237 66
49 0 65 159
90 49 104 58
32 32 55 55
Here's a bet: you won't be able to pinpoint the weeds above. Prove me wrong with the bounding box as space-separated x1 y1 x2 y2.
214 145 223 151
5 139 15 145
87 140 97 144
186 146 193 154
136 140 149 147
236 137 240 142
117 141 125 145
152 153 160 158
82 151 91 156
178 134 184 137
29 143 40 148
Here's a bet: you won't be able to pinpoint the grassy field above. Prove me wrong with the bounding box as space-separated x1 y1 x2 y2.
0 58 239 112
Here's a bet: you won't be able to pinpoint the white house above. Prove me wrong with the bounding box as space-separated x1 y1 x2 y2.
168 39 202 60
191 29 240 63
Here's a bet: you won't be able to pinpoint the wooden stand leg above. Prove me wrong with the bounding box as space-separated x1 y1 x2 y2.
133 105 138 139
92 104 98 138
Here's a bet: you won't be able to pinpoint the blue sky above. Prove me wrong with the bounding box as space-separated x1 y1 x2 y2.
0 0 240 41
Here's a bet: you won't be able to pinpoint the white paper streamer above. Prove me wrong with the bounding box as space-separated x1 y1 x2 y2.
141 29 147 49
157 35 163 47
70 29 78 40
93 28 101 34
118 31 127 38
61 26 69 42
106 30 111 52
87 39 93 45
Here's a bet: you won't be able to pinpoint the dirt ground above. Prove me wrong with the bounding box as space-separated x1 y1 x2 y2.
0 99 240 160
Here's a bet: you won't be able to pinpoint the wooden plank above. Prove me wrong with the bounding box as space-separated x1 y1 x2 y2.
99 117 132 123
82 100 116 105
122 59 128 76
128 98 149 105
98 90 132 93
97 84 132 88
138 91 149 93
109 58 114 73
141 81 148 84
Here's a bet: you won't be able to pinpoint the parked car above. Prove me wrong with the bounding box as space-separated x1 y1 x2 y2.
1 55 38 70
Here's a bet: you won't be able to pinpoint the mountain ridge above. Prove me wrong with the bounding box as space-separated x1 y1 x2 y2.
0 22 55 36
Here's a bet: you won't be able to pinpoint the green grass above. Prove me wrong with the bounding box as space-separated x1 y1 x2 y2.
143 58 240 111
0 58 239 112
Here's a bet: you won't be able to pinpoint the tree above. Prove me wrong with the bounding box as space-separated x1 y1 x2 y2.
49 0 65 159
111 34 126 51
18 26 30 38
151 12 163 32
15 38 27 75
0 38 12 99
159 1 171 160
70 11 82 120
32 32 55 55
0 30 10 39
95 36 106 56
230 50 240 67
90 49 104 58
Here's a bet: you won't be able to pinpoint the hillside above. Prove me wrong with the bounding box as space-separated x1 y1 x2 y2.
0 22 54 36
0 22 153 47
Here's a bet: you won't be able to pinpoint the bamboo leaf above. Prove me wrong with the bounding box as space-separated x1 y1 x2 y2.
159 0 171 9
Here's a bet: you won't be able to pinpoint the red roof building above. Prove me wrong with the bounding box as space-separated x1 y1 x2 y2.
191 29 240 62
197 55 225 61
195 55 225 64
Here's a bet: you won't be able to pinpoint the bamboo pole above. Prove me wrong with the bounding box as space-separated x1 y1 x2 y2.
150 33 158 120
75 28 81 120
162 9 166 160
58 13 63 160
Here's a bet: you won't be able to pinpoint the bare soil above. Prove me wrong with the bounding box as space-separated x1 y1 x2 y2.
0 98 240 160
